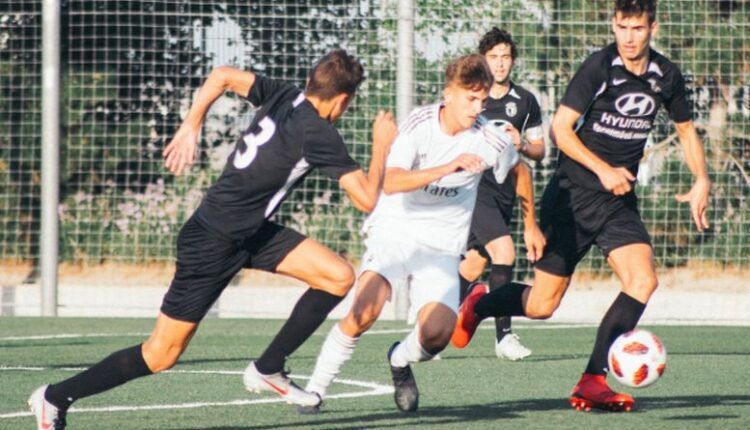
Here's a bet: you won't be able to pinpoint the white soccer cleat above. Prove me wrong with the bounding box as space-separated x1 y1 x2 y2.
243 361 321 407
495 333 532 361
28 385 67 430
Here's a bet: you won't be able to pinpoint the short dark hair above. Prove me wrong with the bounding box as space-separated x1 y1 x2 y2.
478 27 517 59
306 49 365 100
615 0 657 24
445 54 493 92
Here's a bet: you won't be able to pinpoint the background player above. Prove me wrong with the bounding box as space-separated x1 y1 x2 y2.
28 50 398 429
302 54 518 413
459 27 547 361
452 0 710 412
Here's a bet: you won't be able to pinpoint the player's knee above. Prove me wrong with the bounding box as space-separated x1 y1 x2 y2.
142 339 185 372
524 301 556 320
628 274 659 298
322 263 356 295
487 243 515 265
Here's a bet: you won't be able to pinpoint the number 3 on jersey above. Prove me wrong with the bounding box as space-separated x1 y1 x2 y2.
233 117 276 169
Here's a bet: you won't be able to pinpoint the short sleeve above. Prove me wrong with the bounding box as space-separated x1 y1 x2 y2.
664 67 692 123
526 96 543 128
387 131 418 170
524 95 544 141
246 74 295 107
560 52 610 114
303 120 360 180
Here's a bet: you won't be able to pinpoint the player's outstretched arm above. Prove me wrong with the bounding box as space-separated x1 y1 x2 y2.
513 162 546 262
383 153 486 194
673 120 711 232
163 67 256 176
339 111 398 213
551 105 634 196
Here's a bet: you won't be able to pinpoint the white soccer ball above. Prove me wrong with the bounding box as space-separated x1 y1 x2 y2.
608 329 667 388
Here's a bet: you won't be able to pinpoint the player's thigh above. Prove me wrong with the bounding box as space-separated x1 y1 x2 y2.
340 271 392 336
416 302 456 347
524 268 571 319
410 251 460 323
484 234 515 265
459 249 488 281
142 312 199 372
274 238 355 296
607 243 657 303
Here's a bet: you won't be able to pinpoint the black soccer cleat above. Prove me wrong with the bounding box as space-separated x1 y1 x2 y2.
387 342 419 412
296 400 322 415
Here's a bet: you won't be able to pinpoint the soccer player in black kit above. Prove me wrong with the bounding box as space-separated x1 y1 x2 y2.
453 0 710 412
458 28 546 361
28 50 398 429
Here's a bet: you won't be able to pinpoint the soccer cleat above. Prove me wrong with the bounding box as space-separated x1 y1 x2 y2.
569 373 635 412
387 342 419 412
243 361 322 407
296 399 323 415
495 333 532 361
28 385 67 430
451 283 489 348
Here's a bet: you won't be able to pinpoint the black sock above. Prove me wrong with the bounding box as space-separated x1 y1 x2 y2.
585 292 646 375
459 272 473 303
474 282 529 320
488 264 514 342
255 288 344 375
45 344 152 410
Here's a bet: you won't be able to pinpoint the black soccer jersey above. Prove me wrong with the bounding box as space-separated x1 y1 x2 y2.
558 43 692 192
477 82 544 214
194 74 360 237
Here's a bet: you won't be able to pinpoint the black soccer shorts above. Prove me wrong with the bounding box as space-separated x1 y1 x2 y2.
466 187 514 260
534 174 652 277
160 214 307 322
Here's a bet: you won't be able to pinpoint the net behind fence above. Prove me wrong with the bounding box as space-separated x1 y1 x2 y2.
0 0 748 282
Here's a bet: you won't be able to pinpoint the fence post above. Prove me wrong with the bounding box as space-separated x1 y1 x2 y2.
41 0 61 316
394 0 415 321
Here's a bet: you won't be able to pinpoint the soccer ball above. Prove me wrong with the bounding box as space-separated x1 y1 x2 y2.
608 329 667 388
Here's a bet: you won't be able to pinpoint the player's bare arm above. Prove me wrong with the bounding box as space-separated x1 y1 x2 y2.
512 162 545 262
503 123 545 162
339 110 398 212
521 136 545 162
383 153 486 194
552 105 635 196
673 120 711 231
163 67 257 176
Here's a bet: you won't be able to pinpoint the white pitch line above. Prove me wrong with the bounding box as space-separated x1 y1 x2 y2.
0 368 392 420
0 332 149 342
0 323 601 343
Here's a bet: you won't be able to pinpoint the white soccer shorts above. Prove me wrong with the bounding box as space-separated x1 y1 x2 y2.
359 232 460 317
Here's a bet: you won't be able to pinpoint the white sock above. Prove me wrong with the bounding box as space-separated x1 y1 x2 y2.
305 324 359 397
389 326 434 368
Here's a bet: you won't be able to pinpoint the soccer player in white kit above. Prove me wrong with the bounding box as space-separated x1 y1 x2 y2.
302 54 519 413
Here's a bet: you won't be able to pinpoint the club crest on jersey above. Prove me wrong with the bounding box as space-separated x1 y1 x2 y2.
615 93 656 117
505 102 517 117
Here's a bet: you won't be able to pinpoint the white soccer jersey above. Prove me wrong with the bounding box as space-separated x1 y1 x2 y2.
363 103 519 254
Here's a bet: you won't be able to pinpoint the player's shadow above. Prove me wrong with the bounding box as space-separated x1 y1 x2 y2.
179 394 750 430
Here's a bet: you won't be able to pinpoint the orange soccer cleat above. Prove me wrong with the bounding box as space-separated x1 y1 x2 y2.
451 283 489 348
569 373 635 412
